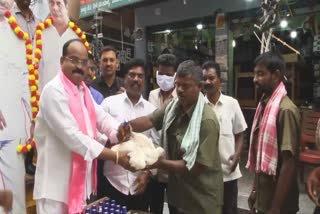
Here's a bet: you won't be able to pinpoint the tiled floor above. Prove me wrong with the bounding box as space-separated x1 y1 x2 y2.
238 152 314 214
162 151 315 214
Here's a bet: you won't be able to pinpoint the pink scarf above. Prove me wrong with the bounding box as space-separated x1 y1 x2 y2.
60 71 97 213
246 82 287 175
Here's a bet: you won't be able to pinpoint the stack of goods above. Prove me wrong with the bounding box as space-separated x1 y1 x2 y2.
84 198 127 214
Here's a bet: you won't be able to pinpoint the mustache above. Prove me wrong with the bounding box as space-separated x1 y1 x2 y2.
203 83 214 88
72 68 84 75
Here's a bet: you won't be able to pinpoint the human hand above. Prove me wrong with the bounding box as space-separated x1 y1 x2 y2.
147 155 165 170
117 152 136 172
0 110 7 130
228 153 240 173
307 167 320 206
133 171 150 195
117 122 132 142
0 190 13 213
248 190 257 213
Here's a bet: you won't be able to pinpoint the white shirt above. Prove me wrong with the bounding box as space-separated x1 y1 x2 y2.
148 88 176 145
33 75 120 204
205 93 247 182
0 21 31 140
38 27 77 92
30 0 49 21
148 88 177 112
148 88 176 182
101 93 156 195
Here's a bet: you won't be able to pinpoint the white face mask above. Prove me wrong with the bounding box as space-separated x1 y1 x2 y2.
156 71 175 92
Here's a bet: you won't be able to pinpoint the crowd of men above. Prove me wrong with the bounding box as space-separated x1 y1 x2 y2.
2 0 320 214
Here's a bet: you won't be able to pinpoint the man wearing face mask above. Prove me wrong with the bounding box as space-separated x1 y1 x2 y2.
202 61 247 214
148 53 177 214
149 54 177 109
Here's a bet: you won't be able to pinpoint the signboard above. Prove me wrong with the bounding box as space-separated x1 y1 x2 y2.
80 0 144 18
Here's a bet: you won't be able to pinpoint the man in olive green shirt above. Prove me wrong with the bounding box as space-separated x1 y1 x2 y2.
247 52 300 214
123 60 223 214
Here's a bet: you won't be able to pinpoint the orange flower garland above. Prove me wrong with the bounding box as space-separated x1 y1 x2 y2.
5 10 38 154
5 11 90 153
69 21 90 51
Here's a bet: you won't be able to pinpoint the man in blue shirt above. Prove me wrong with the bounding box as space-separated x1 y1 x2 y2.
84 53 104 104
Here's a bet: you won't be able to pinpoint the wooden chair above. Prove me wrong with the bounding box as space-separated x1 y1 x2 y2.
299 110 320 182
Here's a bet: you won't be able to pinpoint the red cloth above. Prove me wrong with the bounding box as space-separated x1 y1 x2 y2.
246 82 287 175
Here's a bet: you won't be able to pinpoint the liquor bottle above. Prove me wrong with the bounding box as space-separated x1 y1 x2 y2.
104 201 110 209
121 206 127 214
99 201 104 208
98 205 103 212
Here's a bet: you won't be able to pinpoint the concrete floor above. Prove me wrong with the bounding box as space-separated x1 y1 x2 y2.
162 151 315 214
238 151 314 214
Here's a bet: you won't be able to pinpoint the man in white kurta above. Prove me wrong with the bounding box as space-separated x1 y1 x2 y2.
100 59 156 211
34 39 132 213
0 0 31 213
202 61 247 214
38 0 78 91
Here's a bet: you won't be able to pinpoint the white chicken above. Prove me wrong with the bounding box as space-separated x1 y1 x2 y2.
111 132 165 170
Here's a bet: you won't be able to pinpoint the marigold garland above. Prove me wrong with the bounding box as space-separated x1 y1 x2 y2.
5 11 90 154
5 10 39 154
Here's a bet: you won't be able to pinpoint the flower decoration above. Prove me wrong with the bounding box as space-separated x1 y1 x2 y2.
68 21 90 51
5 10 38 153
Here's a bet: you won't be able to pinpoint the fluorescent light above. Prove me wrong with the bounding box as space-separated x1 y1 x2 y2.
196 24 203 30
232 40 236 47
280 19 288 28
165 29 171 34
290 30 297 38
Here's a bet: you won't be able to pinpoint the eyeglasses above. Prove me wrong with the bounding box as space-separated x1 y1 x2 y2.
64 56 88 67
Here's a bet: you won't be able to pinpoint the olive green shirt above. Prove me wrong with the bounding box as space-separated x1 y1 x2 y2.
150 103 223 214
253 96 300 213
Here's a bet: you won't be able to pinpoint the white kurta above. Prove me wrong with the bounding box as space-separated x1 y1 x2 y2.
33 75 120 207
38 27 77 92
101 93 156 195
0 21 31 214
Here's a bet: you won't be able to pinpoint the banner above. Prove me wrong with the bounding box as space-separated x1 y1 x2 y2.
80 0 144 18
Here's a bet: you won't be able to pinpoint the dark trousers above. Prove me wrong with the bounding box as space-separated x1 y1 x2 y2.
223 179 238 214
99 175 148 211
314 207 320 214
97 160 106 199
147 178 167 214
